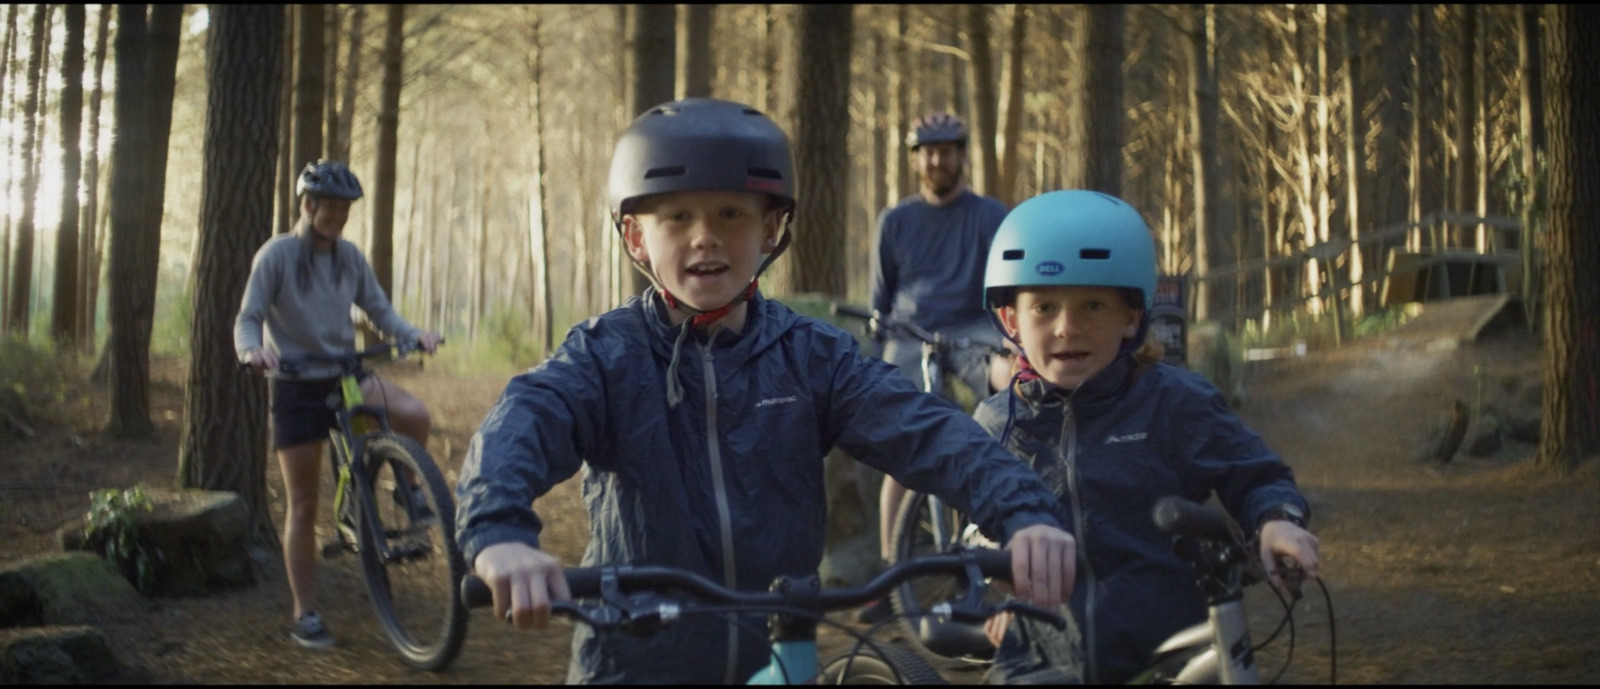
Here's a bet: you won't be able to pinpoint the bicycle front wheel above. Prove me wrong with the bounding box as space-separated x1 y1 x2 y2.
818 642 948 685
889 491 997 669
357 434 468 671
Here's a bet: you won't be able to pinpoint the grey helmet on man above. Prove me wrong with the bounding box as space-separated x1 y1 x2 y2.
906 112 969 150
296 159 364 201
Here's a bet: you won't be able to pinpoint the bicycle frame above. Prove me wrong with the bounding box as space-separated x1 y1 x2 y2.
328 373 392 541
288 346 410 555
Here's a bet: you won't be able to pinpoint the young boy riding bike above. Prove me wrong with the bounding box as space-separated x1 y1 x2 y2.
976 189 1322 684
454 98 1079 684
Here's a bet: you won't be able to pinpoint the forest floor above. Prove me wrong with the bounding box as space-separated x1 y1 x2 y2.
2 316 1598 684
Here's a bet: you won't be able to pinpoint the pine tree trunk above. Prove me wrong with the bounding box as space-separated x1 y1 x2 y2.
1409 6 1440 250
789 4 852 297
1455 5 1477 248
275 6 294 234
290 4 324 171
50 4 86 348
106 4 182 439
682 4 713 98
870 18 887 225
77 6 111 351
627 4 675 298
369 3 403 296
1518 4 1545 332
322 4 340 161
1535 4 1600 471
533 9 553 352
892 5 910 201
0 5 18 330
5 4 49 335
965 4 998 199
1189 4 1218 322
1069 4 1124 195
997 4 1026 207
178 3 284 548
334 5 363 163
1343 5 1365 317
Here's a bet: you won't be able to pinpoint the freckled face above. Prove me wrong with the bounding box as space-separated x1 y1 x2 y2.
999 285 1141 390
623 190 781 313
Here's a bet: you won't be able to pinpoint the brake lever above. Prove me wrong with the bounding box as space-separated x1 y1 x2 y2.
1270 557 1307 602
997 600 1068 630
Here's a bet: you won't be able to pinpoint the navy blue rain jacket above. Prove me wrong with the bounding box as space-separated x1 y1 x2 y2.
456 289 1065 684
975 354 1308 685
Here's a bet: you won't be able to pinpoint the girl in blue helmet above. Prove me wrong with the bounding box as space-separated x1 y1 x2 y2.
975 190 1322 684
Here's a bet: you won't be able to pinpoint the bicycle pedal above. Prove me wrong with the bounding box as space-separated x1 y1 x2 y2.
321 541 351 559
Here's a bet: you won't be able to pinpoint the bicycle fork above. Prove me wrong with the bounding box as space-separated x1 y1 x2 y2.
1210 596 1260 684
1164 595 1259 684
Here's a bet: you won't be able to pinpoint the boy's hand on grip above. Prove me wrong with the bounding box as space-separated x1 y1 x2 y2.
1004 524 1076 610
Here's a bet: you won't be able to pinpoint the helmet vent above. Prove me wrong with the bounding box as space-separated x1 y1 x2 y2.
742 108 764 116
1080 249 1111 260
1002 249 1025 261
644 166 687 179
747 167 783 179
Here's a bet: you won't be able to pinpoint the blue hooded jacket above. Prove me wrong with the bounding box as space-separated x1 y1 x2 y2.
975 354 1308 685
456 289 1066 684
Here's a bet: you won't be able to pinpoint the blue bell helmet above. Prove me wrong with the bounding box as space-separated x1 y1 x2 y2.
984 189 1157 315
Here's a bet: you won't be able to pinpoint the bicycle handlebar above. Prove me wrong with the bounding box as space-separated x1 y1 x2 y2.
828 302 1006 356
240 338 445 377
1152 496 1236 542
462 547 1066 632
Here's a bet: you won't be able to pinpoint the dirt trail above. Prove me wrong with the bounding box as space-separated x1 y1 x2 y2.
3 326 1597 684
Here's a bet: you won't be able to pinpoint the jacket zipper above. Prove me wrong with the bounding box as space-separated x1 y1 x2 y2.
700 342 740 684
1059 402 1099 684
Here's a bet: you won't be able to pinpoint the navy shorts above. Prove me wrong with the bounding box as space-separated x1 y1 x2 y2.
270 371 370 448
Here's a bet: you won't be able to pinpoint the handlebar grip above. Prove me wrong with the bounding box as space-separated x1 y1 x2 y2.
462 574 492 609
461 567 609 610
564 567 603 597
831 303 874 321
1152 496 1234 541
969 547 1016 580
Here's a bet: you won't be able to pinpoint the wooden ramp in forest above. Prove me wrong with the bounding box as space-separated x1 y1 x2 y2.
1387 293 1520 349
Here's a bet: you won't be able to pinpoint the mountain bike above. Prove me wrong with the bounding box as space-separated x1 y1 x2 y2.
830 302 1010 669
837 495 1335 685
268 341 469 670
460 546 1069 685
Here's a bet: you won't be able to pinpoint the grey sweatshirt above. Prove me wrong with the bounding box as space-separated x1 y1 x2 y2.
233 230 421 380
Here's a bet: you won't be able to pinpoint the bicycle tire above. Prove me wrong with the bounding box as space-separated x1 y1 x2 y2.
888 491 997 669
817 642 948 685
356 434 468 671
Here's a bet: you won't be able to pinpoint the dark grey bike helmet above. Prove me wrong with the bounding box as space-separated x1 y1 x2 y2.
906 112 969 150
608 98 797 222
296 159 364 201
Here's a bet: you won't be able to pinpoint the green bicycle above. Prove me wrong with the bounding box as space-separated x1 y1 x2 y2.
274 340 468 670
